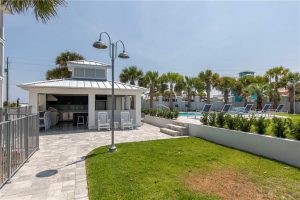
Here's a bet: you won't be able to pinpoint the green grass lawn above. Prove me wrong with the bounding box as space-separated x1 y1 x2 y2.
86 137 300 200
275 113 300 122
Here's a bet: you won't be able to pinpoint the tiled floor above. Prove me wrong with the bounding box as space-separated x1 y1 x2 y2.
0 123 173 200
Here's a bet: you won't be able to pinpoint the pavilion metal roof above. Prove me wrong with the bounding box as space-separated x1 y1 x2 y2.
18 79 147 91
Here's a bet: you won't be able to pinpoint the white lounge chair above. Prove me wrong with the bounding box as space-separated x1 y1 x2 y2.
98 112 110 131
121 111 133 130
40 111 51 131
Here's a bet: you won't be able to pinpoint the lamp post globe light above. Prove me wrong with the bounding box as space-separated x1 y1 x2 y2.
93 32 129 152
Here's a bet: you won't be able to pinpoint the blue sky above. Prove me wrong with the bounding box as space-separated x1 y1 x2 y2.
5 1 300 102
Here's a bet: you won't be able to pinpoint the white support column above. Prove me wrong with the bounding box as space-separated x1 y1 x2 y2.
38 94 47 111
125 96 131 110
88 93 96 129
135 94 141 126
29 91 38 114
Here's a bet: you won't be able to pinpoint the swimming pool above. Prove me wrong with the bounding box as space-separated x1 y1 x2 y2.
178 112 202 117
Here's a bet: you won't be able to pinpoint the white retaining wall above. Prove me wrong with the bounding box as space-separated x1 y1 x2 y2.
189 124 300 168
144 115 174 128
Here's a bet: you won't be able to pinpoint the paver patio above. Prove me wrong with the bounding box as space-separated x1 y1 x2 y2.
0 123 173 200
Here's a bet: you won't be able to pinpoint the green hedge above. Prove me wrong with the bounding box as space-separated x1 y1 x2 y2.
142 109 179 119
201 112 300 140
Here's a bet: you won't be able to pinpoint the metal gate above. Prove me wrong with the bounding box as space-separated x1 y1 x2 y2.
0 114 39 188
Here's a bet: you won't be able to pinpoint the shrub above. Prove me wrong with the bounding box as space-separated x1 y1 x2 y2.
291 121 300 140
272 117 289 138
142 109 178 119
225 114 237 130
254 117 269 135
237 115 253 132
208 112 217 126
201 113 209 125
216 112 226 128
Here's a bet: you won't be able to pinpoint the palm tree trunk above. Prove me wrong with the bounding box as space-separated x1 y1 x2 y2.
188 94 191 111
244 98 248 107
169 95 173 111
149 88 154 109
206 86 211 103
257 96 263 110
224 90 229 104
289 87 294 113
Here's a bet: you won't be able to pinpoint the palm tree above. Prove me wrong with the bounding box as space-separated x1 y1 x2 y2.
281 72 300 113
216 76 236 104
1 0 66 23
179 76 203 110
160 72 183 110
46 51 84 80
140 71 160 108
247 83 268 110
241 87 251 106
55 51 84 67
46 67 70 80
265 66 289 108
119 66 143 85
266 66 289 83
198 70 219 103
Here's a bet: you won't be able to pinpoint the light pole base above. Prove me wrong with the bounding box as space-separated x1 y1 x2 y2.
108 145 117 152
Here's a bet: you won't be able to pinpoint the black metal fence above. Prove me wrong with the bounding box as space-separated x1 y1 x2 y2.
0 113 39 189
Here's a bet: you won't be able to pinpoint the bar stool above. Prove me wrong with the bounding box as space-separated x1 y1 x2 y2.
77 116 85 127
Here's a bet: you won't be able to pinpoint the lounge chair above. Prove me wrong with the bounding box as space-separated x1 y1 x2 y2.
232 104 253 116
255 103 272 117
193 104 213 118
98 112 110 131
121 111 133 130
274 104 285 113
269 104 286 117
201 104 213 113
221 104 232 113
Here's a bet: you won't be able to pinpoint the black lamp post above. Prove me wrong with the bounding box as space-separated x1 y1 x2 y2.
93 32 129 152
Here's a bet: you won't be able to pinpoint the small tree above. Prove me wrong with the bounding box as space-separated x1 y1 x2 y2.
119 66 143 85
46 51 84 80
198 70 219 103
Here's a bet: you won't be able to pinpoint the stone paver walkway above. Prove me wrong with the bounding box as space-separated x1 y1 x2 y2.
0 123 173 200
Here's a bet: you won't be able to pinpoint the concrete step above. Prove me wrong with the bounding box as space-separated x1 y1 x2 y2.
172 121 189 128
167 124 188 135
160 128 181 136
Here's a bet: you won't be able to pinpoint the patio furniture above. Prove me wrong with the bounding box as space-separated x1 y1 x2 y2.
98 112 110 131
232 104 254 116
192 104 213 119
274 104 285 113
197 104 213 114
269 104 287 117
221 104 232 113
77 116 85 127
40 111 51 131
121 111 133 130
114 121 119 130
255 104 272 117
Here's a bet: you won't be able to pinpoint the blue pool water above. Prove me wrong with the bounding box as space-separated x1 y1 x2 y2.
178 112 202 117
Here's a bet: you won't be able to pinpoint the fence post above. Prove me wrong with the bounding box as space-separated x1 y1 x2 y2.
25 117 29 159
36 115 39 150
6 122 11 182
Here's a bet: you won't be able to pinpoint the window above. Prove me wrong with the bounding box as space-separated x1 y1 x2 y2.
73 68 106 79
74 68 84 77
85 68 95 78
95 69 105 78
